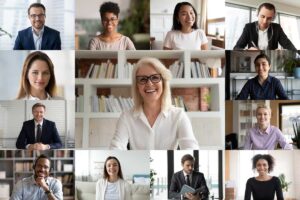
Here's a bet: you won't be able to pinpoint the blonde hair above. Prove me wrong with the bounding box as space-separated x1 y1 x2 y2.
132 57 172 112
256 104 272 115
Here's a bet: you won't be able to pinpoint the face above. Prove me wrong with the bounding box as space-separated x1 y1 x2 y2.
256 159 269 176
34 158 50 178
27 60 51 93
177 5 195 29
182 160 194 175
256 108 271 127
28 7 46 30
32 106 45 123
255 58 270 78
258 6 275 30
106 159 119 177
101 12 118 33
136 64 163 104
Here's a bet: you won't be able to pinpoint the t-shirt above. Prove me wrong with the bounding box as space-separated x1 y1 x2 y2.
88 35 136 50
104 180 120 200
163 29 208 50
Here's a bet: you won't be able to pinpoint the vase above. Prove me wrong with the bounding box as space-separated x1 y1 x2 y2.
294 67 300 79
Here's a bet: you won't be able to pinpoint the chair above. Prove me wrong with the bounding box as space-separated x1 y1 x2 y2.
225 133 238 149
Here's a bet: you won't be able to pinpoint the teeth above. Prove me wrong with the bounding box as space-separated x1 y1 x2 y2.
145 89 155 93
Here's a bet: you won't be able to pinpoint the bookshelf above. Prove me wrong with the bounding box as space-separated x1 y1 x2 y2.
0 150 74 200
75 50 225 149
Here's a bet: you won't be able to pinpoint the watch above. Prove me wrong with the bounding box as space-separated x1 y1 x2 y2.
45 189 53 195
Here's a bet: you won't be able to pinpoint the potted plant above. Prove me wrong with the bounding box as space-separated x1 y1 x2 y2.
150 157 157 195
280 52 300 78
289 116 300 148
278 173 292 192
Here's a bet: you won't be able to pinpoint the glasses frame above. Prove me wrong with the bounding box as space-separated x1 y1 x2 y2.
29 14 46 19
136 74 162 85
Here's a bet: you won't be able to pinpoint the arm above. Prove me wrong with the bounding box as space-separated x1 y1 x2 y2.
49 122 62 149
35 177 63 200
177 111 198 150
126 37 136 50
244 179 251 200
163 31 173 50
236 80 250 100
275 177 284 200
275 127 293 150
233 25 250 50
201 43 208 50
277 24 297 51
169 174 181 199
10 181 23 200
274 78 289 100
16 122 28 149
243 130 252 150
197 174 209 200
109 112 129 150
53 32 61 50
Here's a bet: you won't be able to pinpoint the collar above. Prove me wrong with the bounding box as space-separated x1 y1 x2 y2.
34 119 44 127
27 92 51 100
31 26 45 37
256 124 271 135
132 107 169 118
255 75 272 84
183 170 192 177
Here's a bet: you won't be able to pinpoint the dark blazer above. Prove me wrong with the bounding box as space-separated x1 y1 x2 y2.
233 22 296 50
169 170 209 199
13 26 61 50
16 119 62 149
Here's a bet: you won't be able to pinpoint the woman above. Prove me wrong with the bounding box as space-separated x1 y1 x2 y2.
236 53 289 100
163 2 208 50
244 154 284 200
244 104 292 150
96 156 131 200
88 2 136 50
110 57 198 150
16 51 62 100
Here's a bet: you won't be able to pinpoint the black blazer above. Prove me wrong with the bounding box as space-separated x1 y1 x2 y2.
16 119 62 149
169 170 209 199
13 26 61 50
233 22 296 50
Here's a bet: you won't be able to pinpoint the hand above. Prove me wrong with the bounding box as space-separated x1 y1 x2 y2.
248 47 259 50
30 143 50 150
185 192 200 200
35 176 49 191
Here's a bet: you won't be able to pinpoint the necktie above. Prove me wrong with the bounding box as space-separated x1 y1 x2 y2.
186 175 191 186
36 124 42 142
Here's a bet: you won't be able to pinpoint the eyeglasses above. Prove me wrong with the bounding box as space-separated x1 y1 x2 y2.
29 14 45 19
102 17 118 23
136 74 162 85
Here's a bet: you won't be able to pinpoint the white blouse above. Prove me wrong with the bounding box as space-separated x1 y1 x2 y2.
110 106 199 150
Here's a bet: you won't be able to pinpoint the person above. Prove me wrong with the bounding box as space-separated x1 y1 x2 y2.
234 2 296 50
169 154 209 200
88 2 136 50
13 3 61 50
236 53 289 100
16 103 62 150
244 154 284 200
110 57 198 150
244 104 292 150
10 154 63 200
96 156 131 200
163 2 208 50
16 51 63 100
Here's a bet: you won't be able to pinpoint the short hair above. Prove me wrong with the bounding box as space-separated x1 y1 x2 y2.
172 2 198 30
256 104 271 115
16 51 57 99
103 156 124 179
99 2 120 19
258 3 276 16
252 154 275 173
28 3 46 15
32 102 46 112
254 53 271 66
132 57 172 112
181 154 195 165
33 154 51 169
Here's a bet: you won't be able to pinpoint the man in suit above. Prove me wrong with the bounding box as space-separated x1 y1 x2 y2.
16 102 62 150
10 154 63 200
169 154 209 200
233 2 296 50
13 3 61 50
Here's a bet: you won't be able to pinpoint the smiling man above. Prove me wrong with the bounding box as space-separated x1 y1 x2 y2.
16 102 62 150
10 154 63 200
13 3 61 50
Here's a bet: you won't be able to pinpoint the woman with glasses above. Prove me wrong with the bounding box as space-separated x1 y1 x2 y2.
110 57 198 150
88 2 136 50
16 51 62 100
163 2 208 50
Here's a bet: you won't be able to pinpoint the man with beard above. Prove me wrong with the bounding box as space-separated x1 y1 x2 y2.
10 154 63 199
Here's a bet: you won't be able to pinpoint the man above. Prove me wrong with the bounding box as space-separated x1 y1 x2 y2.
16 103 62 150
169 154 209 200
13 3 61 50
233 2 296 50
10 154 63 200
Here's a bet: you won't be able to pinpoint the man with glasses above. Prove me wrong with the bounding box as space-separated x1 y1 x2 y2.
233 2 296 50
13 3 61 50
10 154 63 200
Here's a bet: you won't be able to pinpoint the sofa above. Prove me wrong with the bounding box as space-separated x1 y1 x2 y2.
75 181 150 200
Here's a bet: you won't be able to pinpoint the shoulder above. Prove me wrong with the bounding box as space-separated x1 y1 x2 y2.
122 35 133 42
245 22 256 28
195 29 206 35
90 36 101 43
44 26 60 34
50 96 64 100
164 106 187 120
44 119 55 125
96 178 106 186
23 119 33 125
166 30 178 37
173 170 183 178
18 27 31 34
193 171 204 177
246 177 255 183
49 177 62 186
119 179 130 187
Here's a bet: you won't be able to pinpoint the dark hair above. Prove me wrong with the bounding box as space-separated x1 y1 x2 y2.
99 2 120 19
172 2 198 30
258 3 276 17
33 154 51 169
252 154 275 173
103 156 124 179
28 3 46 15
254 53 271 65
181 154 194 165
32 102 46 112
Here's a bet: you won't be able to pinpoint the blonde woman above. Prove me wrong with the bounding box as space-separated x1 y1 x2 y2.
110 57 198 150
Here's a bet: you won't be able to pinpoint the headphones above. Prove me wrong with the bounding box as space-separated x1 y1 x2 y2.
257 2 276 21
32 154 52 172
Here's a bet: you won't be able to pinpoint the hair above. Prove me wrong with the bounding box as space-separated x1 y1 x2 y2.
28 3 46 15
257 2 276 18
172 2 198 30
103 156 123 179
256 104 271 115
16 51 57 99
252 154 275 173
99 1 120 19
32 102 46 112
181 154 195 165
132 57 172 112
33 154 51 169
254 53 271 66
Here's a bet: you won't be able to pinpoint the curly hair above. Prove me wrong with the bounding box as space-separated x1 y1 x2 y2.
252 154 275 173
99 1 120 19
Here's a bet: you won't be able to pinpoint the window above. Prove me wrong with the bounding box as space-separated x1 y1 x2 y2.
207 0 225 37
